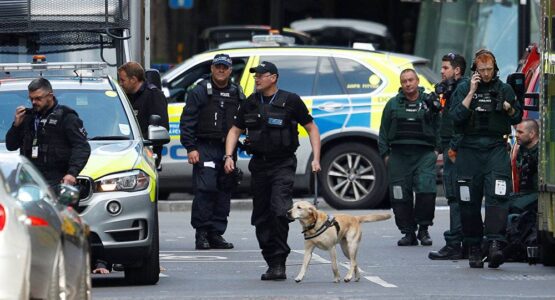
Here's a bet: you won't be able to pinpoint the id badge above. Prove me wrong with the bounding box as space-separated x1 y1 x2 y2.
32 146 38 158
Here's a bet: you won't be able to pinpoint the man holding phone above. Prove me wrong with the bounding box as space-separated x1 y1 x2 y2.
449 49 522 269
6 77 90 186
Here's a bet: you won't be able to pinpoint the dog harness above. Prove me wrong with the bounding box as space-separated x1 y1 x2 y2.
302 214 341 240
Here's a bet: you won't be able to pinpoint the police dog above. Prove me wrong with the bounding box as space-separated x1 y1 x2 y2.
287 201 391 283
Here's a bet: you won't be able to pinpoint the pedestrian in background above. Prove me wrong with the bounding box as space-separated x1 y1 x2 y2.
429 53 468 260
180 54 244 250
6 77 90 186
378 69 440 247
510 119 539 213
118 61 169 166
449 49 522 268
224 61 321 281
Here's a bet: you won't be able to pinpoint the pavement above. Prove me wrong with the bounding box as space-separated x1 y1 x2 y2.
157 195 449 212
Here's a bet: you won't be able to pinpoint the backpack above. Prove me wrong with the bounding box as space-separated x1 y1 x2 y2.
504 208 538 262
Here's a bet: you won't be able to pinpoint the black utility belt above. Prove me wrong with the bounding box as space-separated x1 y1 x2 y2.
252 152 295 160
197 138 225 144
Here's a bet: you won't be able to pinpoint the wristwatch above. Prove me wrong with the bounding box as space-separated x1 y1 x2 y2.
223 155 233 161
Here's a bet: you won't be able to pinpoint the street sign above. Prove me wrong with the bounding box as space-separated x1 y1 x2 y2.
169 0 193 9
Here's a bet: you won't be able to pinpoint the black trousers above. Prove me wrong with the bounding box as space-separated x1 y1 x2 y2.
191 141 231 235
249 155 296 265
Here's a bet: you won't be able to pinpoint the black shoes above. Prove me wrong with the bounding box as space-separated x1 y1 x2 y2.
468 245 484 268
417 229 433 246
488 240 505 269
261 264 286 281
208 233 234 249
195 231 211 250
397 232 418 246
428 244 463 260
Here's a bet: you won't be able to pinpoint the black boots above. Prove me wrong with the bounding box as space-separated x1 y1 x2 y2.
428 244 463 260
208 233 234 249
196 231 234 250
397 232 418 246
417 228 433 246
195 231 211 250
468 245 484 268
261 264 287 281
488 240 505 269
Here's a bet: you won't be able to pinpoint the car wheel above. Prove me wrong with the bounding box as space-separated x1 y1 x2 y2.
124 208 160 285
320 143 387 209
76 247 92 300
48 243 67 300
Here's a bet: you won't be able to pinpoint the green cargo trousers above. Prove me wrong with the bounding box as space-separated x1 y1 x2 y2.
442 145 463 246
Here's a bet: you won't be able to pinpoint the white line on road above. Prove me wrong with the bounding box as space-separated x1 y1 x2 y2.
363 276 397 288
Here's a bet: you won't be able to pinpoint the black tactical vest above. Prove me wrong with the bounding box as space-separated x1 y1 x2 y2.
464 81 511 136
387 96 436 145
196 80 243 140
243 91 299 156
22 105 76 178
517 145 538 192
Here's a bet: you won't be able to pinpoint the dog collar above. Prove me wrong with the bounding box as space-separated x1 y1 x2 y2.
303 214 340 240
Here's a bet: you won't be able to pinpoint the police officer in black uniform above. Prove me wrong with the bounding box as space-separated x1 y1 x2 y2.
224 61 321 281
118 61 169 166
6 77 91 186
180 54 244 250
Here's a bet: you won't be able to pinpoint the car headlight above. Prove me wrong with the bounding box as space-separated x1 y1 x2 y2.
95 170 150 192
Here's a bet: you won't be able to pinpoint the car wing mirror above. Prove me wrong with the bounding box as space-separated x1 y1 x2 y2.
147 123 170 146
55 184 80 207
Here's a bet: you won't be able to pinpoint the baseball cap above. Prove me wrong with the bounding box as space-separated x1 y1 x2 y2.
249 61 278 75
212 54 232 67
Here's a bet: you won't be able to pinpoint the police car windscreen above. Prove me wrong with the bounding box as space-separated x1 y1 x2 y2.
0 89 132 142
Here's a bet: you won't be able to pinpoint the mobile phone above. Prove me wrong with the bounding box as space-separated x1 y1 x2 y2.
24 108 33 115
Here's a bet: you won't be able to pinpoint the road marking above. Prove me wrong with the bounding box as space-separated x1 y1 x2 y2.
292 250 397 288
363 276 397 287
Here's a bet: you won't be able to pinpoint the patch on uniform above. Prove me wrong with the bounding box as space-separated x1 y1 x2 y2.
48 119 58 125
79 127 88 137
392 186 403 200
268 118 283 126
495 180 507 196
220 92 230 97
460 186 470 201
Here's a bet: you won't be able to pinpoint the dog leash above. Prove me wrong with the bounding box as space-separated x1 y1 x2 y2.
313 172 319 208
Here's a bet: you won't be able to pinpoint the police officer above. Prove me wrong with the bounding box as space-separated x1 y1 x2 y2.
378 69 440 247
511 119 539 213
5 77 91 186
449 49 523 268
429 53 468 260
224 61 321 281
179 54 244 250
118 61 169 166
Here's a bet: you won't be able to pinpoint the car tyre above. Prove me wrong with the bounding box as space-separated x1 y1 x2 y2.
320 143 387 209
124 208 160 285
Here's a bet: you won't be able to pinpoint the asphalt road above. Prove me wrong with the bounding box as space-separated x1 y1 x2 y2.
91 203 555 299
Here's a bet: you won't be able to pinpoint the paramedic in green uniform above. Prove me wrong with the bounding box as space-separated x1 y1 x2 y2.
379 69 440 247
449 49 522 269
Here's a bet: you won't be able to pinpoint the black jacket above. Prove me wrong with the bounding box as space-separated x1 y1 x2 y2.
5 100 91 185
127 82 170 137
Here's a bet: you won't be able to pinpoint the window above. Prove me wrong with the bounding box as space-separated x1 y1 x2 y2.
168 57 248 103
335 57 382 94
314 57 343 96
260 55 318 96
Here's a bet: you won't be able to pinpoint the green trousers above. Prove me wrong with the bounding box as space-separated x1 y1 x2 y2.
442 146 463 246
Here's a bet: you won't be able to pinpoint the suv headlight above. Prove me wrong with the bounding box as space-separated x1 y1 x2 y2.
95 170 150 192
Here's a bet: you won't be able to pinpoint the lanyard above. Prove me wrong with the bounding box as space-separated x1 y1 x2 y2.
259 90 279 105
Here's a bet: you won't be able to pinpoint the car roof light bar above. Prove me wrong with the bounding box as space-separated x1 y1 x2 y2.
0 62 108 72
252 34 295 46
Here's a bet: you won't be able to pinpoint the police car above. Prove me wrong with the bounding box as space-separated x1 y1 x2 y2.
160 39 437 209
0 59 169 285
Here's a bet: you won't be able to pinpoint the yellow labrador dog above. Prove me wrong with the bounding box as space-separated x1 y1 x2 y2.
287 201 391 283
